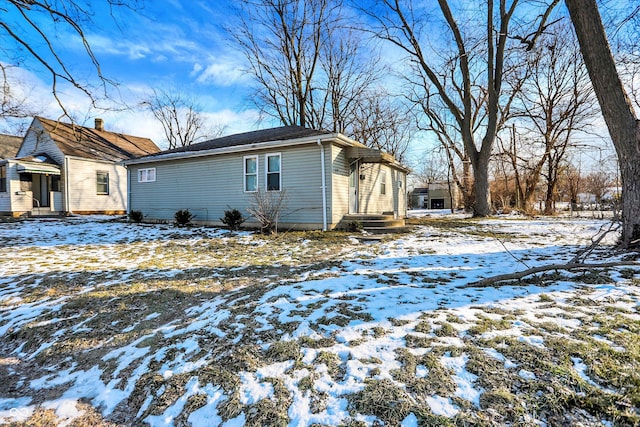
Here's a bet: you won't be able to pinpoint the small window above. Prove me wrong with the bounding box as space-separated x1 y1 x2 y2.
138 168 156 183
51 175 61 192
96 171 109 195
266 153 281 191
0 165 6 193
244 156 258 192
380 171 387 195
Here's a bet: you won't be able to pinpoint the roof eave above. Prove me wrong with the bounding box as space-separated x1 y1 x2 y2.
124 133 353 165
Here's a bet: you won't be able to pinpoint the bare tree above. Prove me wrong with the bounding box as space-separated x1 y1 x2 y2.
231 0 416 158
583 171 610 206
141 89 225 149
349 92 414 162
232 0 334 128
0 63 42 134
505 23 596 214
565 0 640 246
363 0 560 216
1 0 141 118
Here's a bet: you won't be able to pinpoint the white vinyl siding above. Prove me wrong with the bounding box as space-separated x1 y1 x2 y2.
330 145 349 224
130 145 325 228
66 158 127 213
266 153 281 191
244 155 258 192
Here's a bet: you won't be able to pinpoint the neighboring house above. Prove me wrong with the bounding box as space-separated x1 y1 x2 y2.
125 126 410 230
0 117 160 217
411 181 460 210
0 134 23 160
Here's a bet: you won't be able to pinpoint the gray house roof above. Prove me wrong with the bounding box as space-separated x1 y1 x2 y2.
126 125 411 173
162 126 330 154
127 126 354 165
0 134 23 159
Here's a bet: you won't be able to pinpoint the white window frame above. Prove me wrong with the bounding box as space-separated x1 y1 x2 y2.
244 155 258 192
380 170 387 195
96 171 109 195
137 167 156 183
265 153 282 191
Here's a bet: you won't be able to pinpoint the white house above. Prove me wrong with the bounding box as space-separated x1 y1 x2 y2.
0 117 160 217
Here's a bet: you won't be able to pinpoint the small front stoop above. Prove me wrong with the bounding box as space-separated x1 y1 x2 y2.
340 213 411 234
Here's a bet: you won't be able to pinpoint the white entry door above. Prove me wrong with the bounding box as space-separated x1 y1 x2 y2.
349 161 358 213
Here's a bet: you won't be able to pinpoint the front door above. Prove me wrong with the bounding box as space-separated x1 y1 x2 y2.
31 174 50 207
349 161 359 214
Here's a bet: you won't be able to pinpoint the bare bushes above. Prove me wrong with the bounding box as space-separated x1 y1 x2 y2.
247 190 286 234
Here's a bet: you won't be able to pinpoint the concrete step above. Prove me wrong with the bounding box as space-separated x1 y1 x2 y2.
340 214 408 233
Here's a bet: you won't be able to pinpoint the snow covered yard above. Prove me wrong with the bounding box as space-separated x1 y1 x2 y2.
0 215 638 426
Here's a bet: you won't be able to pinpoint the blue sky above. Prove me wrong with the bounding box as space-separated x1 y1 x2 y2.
1 0 617 174
2 1 270 147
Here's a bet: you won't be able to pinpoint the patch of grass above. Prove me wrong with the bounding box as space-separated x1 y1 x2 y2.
315 351 344 380
348 379 413 425
466 315 512 336
265 340 302 363
298 336 336 348
217 391 244 421
434 322 458 338
538 293 554 302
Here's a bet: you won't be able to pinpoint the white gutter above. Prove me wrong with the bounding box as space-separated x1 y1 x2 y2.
318 139 328 231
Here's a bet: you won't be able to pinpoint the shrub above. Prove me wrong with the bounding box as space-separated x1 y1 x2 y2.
220 208 246 231
247 189 286 234
174 209 194 226
345 220 363 232
129 210 143 223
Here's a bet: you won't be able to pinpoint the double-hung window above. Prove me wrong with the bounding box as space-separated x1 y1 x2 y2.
380 170 387 195
96 171 109 195
266 153 281 191
244 155 258 192
138 168 156 182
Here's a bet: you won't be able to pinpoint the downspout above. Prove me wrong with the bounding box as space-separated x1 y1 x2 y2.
317 139 328 231
127 165 131 218
64 157 72 215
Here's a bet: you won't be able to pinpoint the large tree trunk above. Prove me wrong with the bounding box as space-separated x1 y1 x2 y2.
472 151 492 216
566 0 640 246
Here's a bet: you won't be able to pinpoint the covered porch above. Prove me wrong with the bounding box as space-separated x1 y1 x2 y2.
14 155 63 217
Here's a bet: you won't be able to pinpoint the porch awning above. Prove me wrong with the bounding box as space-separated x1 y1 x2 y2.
347 146 411 173
16 162 61 175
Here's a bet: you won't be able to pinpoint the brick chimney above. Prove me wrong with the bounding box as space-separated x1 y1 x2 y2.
95 118 104 132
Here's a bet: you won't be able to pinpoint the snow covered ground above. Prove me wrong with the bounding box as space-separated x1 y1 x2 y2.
0 213 638 426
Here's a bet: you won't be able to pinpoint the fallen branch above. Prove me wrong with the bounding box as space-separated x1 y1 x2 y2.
468 260 640 288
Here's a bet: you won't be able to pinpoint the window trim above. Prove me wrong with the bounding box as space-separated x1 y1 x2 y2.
265 153 282 192
244 155 258 193
138 167 156 183
380 170 387 195
96 171 109 195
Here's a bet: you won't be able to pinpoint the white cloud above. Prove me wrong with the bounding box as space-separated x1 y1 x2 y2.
190 63 204 78
194 57 248 87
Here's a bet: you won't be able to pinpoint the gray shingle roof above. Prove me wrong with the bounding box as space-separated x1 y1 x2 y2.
0 134 23 159
157 126 331 155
